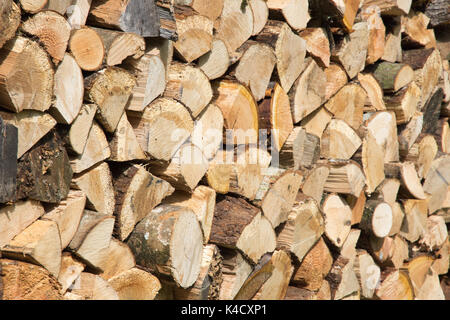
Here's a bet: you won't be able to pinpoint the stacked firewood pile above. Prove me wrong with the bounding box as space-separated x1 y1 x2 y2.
0 0 449 300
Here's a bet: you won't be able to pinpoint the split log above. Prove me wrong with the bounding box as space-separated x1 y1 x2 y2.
205 147 271 200
299 28 331 67
331 22 369 79
16 131 72 203
419 215 448 251
71 162 115 216
432 239 449 275
218 249 252 300
284 282 331 300
0 200 44 248
164 62 212 118
149 142 209 192
321 119 362 160
301 165 330 203
88 0 160 37
108 268 161 300
279 127 320 170
357 73 386 111
42 190 86 249
361 0 412 16
276 195 324 262
65 0 92 29
209 196 276 264
291 238 333 291
67 104 97 155
325 255 360 300
402 255 434 297
123 52 166 112
354 249 381 299
324 83 366 130
384 162 426 199
386 201 404 236
322 194 353 248
70 121 111 174
324 161 366 197
289 58 327 123
69 27 104 72
109 113 147 162
172 8 213 63
126 204 204 289
172 244 223 300
398 111 424 158
405 134 438 179
252 250 293 300
67 210 114 269
128 98 194 161
96 238 135 280
0 111 57 159
360 200 393 238
216 0 254 54
382 22 403 62
375 268 414 299
258 83 293 151
364 111 400 163
0 259 62 300
84 67 136 133
249 0 269 35
399 199 428 242
415 268 445 300
422 88 444 134
402 11 436 49
90 27 145 66
0 0 20 49
361 4 386 65
19 0 48 13
340 228 361 260
0 36 54 113
266 0 310 30
256 20 306 92
191 103 224 160
1 220 61 277
324 63 349 101
111 163 174 241
253 169 303 228
402 48 442 109
70 272 118 300
21 11 71 64
432 118 450 153
384 81 421 124
347 191 366 225
198 39 230 80
362 130 385 193
373 62 414 92
58 253 85 294
165 186 216 244
300 107 333 139
0 117 16 203
234 42 276 102
233 253 274 300
48 53 84 125
212 80 259 145
423 156 450 214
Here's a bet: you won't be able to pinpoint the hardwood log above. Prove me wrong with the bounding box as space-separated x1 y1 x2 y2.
111 163 174 241
126 204 204 288
108 267 161 300
0 36 54 113
209 196 276 264
69 27 105 71
0 0 20 50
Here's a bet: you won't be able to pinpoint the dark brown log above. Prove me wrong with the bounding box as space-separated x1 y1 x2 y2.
425 0 450 28
0 116 17 203
16 131 72 204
